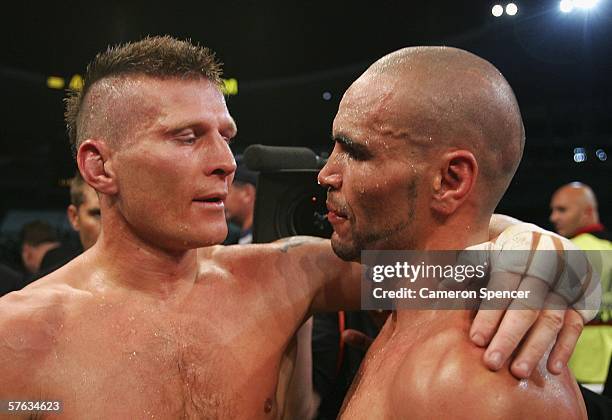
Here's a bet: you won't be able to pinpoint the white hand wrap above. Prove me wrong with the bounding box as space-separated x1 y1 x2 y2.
490 223 601 322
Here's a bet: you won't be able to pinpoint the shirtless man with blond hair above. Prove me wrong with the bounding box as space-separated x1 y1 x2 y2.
0 37 593 419
318 46 588 418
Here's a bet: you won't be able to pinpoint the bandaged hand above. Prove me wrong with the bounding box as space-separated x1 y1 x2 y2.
469 223 601 379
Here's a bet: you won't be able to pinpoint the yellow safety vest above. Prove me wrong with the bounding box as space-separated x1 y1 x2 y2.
568 232 612 384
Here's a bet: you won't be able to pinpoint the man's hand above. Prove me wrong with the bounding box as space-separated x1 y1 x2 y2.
470 223 600 379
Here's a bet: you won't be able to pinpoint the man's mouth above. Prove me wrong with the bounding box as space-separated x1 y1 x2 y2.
326 200 349 224
193 193 227 208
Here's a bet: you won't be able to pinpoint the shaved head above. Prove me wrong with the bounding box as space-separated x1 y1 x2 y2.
550 182 600 238
353 46 525 214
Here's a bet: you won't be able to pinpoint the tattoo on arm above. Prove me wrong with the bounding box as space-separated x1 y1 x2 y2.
276 236 325 253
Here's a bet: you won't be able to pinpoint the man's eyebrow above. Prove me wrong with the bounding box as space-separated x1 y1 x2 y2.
332 134 371 156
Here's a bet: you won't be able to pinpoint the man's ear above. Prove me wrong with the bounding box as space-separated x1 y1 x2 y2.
67 204 80 231
77 139 118 195
431 150 478 215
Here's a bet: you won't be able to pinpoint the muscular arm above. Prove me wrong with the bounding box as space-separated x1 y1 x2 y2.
267 236 361 314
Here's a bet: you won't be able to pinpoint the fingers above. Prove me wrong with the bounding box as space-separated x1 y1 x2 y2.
482 306 539 374
548 309 584 374
509 307 565 378
470 271 521 348
342 329 374 352
481 275 552 377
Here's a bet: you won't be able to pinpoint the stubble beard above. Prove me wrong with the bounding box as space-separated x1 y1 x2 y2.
330 179 418 261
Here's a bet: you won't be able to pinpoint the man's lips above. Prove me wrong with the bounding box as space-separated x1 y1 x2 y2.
193 192 227 209
327 211 348 225
326 200 349 224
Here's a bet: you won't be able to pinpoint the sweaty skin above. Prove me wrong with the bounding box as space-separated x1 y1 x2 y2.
340 311 585 419
0 50 586 418
318 47 586 419
0 238 358 419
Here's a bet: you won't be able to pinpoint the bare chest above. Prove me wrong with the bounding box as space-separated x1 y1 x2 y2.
38 299 290 419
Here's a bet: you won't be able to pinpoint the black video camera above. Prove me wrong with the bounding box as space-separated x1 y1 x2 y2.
244 145 332 243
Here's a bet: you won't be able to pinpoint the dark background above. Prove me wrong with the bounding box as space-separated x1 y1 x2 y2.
0 0 610 232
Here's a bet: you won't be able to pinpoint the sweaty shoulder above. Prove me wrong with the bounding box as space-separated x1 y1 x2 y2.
391 327 586 419
0 282 83 397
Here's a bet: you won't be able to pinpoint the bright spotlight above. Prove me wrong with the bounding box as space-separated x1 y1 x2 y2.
575 0 599 9
506 3 518 15
573 147 587 163
492 4 504 17
596 149 607 161
560 0 574 12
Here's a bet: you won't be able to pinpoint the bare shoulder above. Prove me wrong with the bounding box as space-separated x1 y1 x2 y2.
0 281 81 353
0 282 82 397
392 327 586 419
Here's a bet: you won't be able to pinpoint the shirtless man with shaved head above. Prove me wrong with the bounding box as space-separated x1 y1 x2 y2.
318 47 587 418
0 38 592 418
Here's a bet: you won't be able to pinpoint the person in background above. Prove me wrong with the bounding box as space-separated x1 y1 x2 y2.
20 220 59 280
37 172 101 277
224 155 258 244
550 182 612 407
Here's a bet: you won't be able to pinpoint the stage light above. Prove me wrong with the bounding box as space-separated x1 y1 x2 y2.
222 78 238 95
596 149 607 161
46 76 65 90
560 0 574 12
492 4 504 17
574 0 599 9
506 3 518 15
68 74 84 91
573 147 587 163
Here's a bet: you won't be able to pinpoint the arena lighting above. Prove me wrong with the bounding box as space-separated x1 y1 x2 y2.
560 0 575 12
506 3 519 15
560 0 600 12
573 147 587 163
46 76 65 90
492 4 504 16
596 149 607 161
574 0 599 9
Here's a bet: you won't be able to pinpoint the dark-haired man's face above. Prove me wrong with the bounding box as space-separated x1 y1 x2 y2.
109 77 237 251
68 184 101 250
318 74 427 261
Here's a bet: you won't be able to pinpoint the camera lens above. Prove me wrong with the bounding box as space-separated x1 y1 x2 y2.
290 191 333 238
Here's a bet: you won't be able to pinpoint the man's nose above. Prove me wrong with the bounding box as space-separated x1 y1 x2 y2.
549 211 557 224
206 137 236 178
318 159 342 190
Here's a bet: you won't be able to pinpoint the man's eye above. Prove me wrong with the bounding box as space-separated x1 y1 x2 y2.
347 149 367 161
177 135 197 144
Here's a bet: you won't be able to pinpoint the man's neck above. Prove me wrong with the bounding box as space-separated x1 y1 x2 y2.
417 214 490 250
89 216 200 300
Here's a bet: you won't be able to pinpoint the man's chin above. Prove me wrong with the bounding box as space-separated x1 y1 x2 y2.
330 235 360 262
